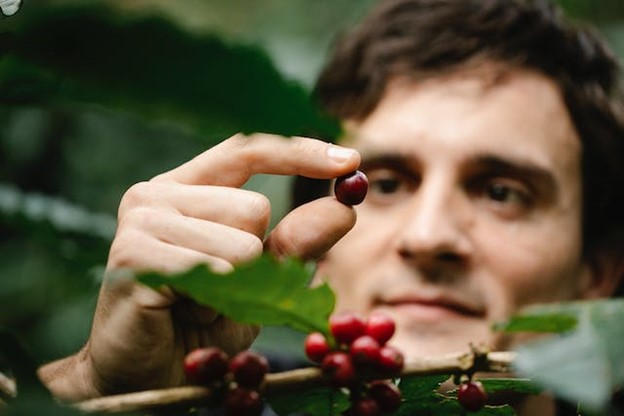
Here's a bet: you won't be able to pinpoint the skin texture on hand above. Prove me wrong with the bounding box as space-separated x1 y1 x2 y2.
39 133 360 401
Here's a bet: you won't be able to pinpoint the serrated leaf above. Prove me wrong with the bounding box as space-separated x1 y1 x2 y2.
268 387 350 416
511 299 624 411
138 255 334 336
396 375 518 415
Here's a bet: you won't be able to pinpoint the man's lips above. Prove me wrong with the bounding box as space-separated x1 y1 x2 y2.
377 294 485 319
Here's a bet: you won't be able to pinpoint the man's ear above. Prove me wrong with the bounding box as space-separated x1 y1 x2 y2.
579 251 624 299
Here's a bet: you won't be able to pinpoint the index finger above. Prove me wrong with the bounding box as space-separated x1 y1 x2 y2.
154 133 360 186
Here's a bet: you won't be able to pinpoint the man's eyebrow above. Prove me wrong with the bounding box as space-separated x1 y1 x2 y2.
358 152 418 172
470 154 558 194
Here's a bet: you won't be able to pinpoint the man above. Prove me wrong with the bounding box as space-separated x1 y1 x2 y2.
39 0 624 413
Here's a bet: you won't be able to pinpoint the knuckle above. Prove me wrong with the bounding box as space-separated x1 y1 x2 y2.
206 257 234 274
119 205 162 231
267 224 301 259
108 229 145 268
118 181 155 215
239 236 264 263
225 132 251 151
249 193 271 227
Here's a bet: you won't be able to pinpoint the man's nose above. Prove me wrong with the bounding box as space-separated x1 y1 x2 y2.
395 178 472 267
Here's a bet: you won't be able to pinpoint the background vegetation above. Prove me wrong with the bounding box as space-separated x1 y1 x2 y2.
1 0 623 379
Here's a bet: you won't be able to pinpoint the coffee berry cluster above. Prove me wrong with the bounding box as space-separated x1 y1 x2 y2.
305 312 405 415
183 347 269 416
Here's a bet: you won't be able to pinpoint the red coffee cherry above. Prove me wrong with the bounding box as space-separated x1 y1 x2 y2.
183 347 229 385
304 332 331 363
349 335 381 366
224 386 264 416
334 170 369 205
229 350 269 389
330 312 367 345
351 397 382 416
321 351 357 387
377 345 404 376
368 380 402 413
457 380 487 412
365 312 396 345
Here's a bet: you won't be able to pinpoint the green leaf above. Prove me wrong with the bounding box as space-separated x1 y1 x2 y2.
394 375 515 416
493 313 577 333
4 4 340 141
511 299 624 412
395 374 451 415
479 378 542 396
471 405 517 416
0 183 116 241
268 387 350 416
138 255 334 336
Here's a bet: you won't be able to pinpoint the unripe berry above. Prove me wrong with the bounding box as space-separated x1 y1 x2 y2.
229 350 269 389
334 170 369 205
183 347 229 385
377 345 404 376
224 386 263 416
457 380 487 412
365 312 396 345
368 380 402 413
321 351 357 387
351 397 382 416
349 335 381 366
329 312 366 345
304 332 331 363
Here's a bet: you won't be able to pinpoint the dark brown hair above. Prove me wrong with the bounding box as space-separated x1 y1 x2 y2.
297 0 624 288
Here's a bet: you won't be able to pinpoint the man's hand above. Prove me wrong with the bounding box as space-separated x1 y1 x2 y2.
39 133 360 401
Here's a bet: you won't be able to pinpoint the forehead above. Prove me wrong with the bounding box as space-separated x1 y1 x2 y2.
342 67 582 177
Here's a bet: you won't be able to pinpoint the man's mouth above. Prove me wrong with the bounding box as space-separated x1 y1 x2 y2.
377 294 485 322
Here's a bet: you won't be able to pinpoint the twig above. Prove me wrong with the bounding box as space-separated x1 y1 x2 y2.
0 371 16 402
73 351 516 414
75 386 214 413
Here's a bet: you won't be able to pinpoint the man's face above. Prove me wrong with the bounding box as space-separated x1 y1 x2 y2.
316 66 593 358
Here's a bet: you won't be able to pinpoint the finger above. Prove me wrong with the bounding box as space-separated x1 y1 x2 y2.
117 182 271 239
154 133 360 186
264 196 356 260
107 229 235 276
180 315 260 356
116 207 264 266
171 297 220 326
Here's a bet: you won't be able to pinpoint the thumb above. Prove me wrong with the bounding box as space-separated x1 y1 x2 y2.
264 197 356 260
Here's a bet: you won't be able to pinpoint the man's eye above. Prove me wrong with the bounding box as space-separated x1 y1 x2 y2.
371 178 401 194
485 183 529 205
471 178 536 221
467 176 534 218
364 168 417 205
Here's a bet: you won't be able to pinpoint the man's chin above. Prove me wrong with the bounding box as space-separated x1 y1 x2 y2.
392 326 494 360
392 338 482 361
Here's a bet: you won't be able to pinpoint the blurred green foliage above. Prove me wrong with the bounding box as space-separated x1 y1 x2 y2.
0 0 354 368
0 0 623 397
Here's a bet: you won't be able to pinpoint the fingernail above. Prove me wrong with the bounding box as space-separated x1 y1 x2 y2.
326 144 356 162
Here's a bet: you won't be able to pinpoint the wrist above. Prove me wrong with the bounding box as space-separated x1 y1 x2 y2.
38 345 101 402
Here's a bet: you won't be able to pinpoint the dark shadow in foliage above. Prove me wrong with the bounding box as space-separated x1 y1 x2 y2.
2 3 340 142
0 328 75 415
